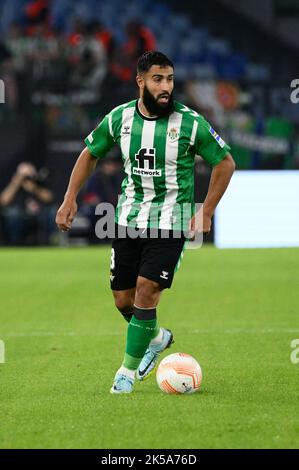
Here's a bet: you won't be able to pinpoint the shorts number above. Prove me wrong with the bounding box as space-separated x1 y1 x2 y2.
110 248 115 270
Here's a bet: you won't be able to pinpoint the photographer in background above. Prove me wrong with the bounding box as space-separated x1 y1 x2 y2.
0 162 54 245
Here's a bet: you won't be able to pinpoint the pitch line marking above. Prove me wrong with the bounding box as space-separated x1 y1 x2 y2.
2 328 299 338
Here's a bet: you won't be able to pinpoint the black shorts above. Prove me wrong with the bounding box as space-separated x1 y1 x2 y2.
110 224 186 290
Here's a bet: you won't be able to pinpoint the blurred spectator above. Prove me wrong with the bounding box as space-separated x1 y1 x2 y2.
24 23 60 90
185 79 241 129
0 162 55 245
110 20 156 84
0 41 18 112
24 0 50 35
82 158 123 207
69 24 107 91
67 18 86 60
80 157 123 243
6 23 28 73
88 21 115 60
123 20 156 62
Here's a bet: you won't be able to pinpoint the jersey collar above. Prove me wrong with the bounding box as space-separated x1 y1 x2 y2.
136 99 160 121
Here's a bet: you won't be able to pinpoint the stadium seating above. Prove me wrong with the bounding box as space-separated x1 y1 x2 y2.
0 0 261 81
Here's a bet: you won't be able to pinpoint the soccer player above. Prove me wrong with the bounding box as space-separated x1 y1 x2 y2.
56 51 235 394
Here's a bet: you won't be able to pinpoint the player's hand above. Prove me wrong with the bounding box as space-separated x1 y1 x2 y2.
55 198 77 232
189 207 212 240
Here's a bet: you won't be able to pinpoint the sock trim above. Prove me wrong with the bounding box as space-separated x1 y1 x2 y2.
123 353 143 371
133 305 156 320
133 304 156 310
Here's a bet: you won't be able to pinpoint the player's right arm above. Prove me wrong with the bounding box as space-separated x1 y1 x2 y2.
56 112 115 231
55 147 97 232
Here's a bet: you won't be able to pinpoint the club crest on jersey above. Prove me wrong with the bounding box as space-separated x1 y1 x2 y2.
209 126 226 148
167 127 179 141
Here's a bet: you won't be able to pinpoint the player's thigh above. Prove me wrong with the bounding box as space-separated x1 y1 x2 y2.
138 237 186 290
110 237 140 291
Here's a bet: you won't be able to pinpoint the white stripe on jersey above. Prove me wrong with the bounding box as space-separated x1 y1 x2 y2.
159 112 183 230
136 120 156 229
190 120 198 146
118 107 136 226
108 113 114 139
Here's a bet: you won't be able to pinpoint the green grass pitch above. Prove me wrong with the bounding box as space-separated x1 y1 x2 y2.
0 245 298 449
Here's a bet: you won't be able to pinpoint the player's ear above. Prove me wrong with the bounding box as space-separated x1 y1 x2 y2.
136 74 144 91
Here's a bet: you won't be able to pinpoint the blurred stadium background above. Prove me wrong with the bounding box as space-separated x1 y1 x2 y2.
1 0 299 450
0 0 299 248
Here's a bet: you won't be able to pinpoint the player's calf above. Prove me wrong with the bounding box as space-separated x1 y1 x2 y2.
113 288 135 322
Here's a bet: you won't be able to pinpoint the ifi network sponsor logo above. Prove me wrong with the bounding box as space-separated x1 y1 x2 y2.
290 339 299 365
290 79 299 104
0 340 5 363
0 80 4 103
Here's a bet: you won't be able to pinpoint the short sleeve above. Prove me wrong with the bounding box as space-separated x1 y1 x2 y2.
194 117 231 167
84 114 115 158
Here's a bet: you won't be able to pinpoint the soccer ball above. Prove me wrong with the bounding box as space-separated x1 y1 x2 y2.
156 352 202 394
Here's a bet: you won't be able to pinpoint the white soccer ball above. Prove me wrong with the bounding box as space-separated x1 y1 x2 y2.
156 352 202 394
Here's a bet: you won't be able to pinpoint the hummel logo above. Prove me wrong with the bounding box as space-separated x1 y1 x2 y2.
160 271 169 280
122 126 131 135
180 104 199 118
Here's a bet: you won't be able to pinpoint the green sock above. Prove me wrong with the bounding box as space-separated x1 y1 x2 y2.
122 315 158 370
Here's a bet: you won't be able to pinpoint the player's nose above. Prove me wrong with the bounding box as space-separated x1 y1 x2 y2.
162 83 171 92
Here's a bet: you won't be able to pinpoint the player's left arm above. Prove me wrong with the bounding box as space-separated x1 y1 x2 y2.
190 117 236 236
190 153 235 237
201 153 235 234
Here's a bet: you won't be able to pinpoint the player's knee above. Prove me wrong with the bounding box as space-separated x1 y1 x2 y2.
135 276 161 305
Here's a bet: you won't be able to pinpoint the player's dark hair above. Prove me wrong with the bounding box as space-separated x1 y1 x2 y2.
137 51 174 74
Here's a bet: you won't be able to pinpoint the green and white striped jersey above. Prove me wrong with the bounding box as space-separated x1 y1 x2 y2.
84 99 230 230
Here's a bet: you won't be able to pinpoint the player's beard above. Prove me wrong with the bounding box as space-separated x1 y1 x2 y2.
142 85 174 118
